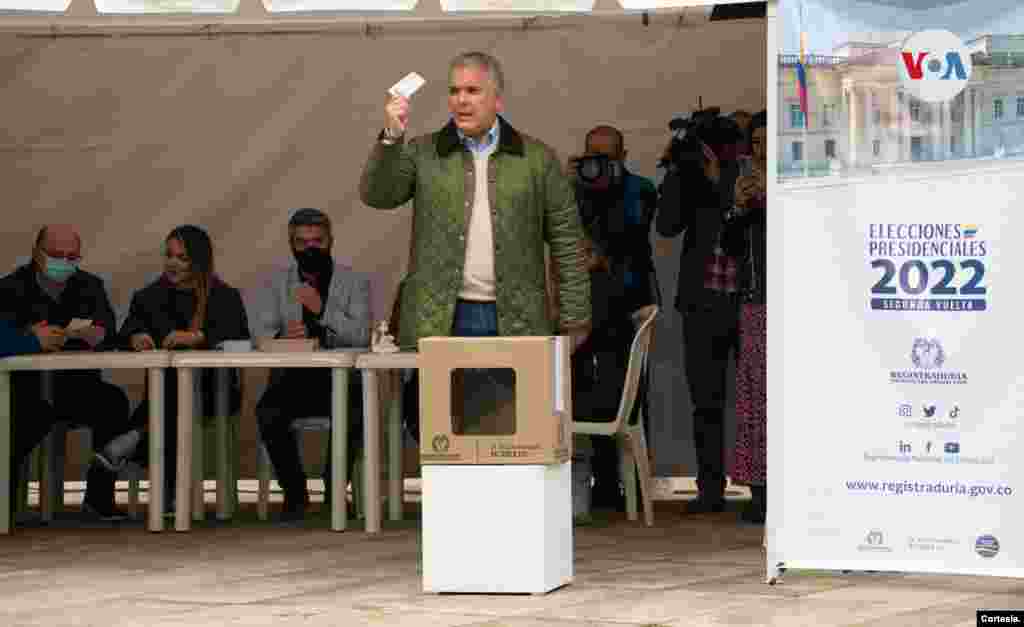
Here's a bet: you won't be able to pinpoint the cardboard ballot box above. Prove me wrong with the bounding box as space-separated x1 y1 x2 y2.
418 336 572 466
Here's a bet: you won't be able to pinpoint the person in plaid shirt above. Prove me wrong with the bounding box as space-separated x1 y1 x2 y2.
656 117 744 514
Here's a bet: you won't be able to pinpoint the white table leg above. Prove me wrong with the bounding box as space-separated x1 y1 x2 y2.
388 370 403 522
257 443 270 522
176 367 194 531
330 368 349 532
363 369 381 534
148 367 165 532
0 371 10 534
215 369 230 521
39 373 57 522
39 431 56 523
191 375 203 522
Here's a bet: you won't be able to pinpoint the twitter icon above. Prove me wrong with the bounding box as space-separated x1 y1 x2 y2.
923 404 937 418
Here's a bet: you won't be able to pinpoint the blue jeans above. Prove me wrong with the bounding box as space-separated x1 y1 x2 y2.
451 299 498 337
403 300 500 443
450 300 512 434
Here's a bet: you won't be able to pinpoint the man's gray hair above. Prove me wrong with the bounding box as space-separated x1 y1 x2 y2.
449 51 505 94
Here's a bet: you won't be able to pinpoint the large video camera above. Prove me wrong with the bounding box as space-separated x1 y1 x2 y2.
659 107 742 173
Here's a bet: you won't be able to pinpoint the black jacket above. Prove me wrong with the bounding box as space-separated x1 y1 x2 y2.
119 275 250 415
723 199 767 305
0 264 119 390
0 263 118 350
119 275 250 350
655 161 739 311
575 169 661 310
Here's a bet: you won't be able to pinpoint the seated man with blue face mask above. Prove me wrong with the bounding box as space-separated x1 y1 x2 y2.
0 224 135 521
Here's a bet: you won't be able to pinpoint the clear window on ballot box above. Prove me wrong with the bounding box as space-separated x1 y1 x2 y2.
450 368 517 436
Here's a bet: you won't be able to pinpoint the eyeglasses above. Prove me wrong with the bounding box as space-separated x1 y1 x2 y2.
45 251 81 263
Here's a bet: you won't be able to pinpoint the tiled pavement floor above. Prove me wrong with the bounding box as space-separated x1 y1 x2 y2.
2 495 1021 627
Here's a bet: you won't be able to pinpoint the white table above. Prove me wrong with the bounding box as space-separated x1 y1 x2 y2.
354 351 419 534
0 351 173 534
169 350 362 532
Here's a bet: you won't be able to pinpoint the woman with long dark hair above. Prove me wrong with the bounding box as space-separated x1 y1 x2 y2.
101 225 250 512
724 111 768 524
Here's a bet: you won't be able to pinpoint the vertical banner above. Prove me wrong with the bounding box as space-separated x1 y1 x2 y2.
775 164 1023 577
771 0 1024 578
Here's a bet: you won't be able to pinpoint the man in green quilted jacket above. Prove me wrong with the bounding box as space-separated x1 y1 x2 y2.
360 51 591 350
360 51 591 438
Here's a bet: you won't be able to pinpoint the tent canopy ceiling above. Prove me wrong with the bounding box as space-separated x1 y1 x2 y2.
0 0 767 30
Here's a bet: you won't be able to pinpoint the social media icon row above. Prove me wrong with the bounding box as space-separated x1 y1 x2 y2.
897 403 960 419
897 440 960 455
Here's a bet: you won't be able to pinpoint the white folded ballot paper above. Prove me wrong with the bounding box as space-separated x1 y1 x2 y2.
66 318 92 332
388 72 426 99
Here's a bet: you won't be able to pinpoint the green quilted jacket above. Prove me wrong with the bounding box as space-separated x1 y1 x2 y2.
359 116 592 348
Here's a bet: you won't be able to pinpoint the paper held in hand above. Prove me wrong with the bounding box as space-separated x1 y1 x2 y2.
66 318 93 332
389 72 426 99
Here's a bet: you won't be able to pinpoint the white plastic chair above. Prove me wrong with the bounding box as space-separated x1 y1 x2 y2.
25 371 239 521
571 305 658 527
254 378 401 522
256 420 393 521
190 369 242 521
28 371 146 520
17 276 187 519
255 418 331 521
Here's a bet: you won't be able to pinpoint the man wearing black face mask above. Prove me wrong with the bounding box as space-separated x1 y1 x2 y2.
564 126 660 516
251 208 372 521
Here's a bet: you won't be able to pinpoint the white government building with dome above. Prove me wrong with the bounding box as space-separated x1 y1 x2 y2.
777 32 1024 176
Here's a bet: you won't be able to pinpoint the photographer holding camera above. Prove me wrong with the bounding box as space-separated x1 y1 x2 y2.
565 125 659 518
655 108 744 515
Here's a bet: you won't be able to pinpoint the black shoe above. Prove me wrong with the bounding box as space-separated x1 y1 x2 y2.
685 495 726 514
278 507 307 523
95 429 142 473
279 490 311 522
741 486 766 524
591 485 625 513
82 499 130 522
740 503 766 524
83 464 124 521
163 493 177 519
14 510 46 527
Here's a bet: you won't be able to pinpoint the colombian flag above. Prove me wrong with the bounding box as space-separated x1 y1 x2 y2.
796 31 809 118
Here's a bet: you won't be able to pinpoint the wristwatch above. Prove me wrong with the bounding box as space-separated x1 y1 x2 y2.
380 127 404 145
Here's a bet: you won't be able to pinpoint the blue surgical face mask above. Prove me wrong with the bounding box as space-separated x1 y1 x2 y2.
44 256 79 283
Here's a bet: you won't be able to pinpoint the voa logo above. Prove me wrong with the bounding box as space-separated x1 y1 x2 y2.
898 30 973 103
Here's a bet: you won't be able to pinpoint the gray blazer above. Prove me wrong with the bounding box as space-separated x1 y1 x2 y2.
250 262 371 350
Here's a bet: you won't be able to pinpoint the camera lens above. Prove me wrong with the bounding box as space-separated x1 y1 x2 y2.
578 157 602 182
